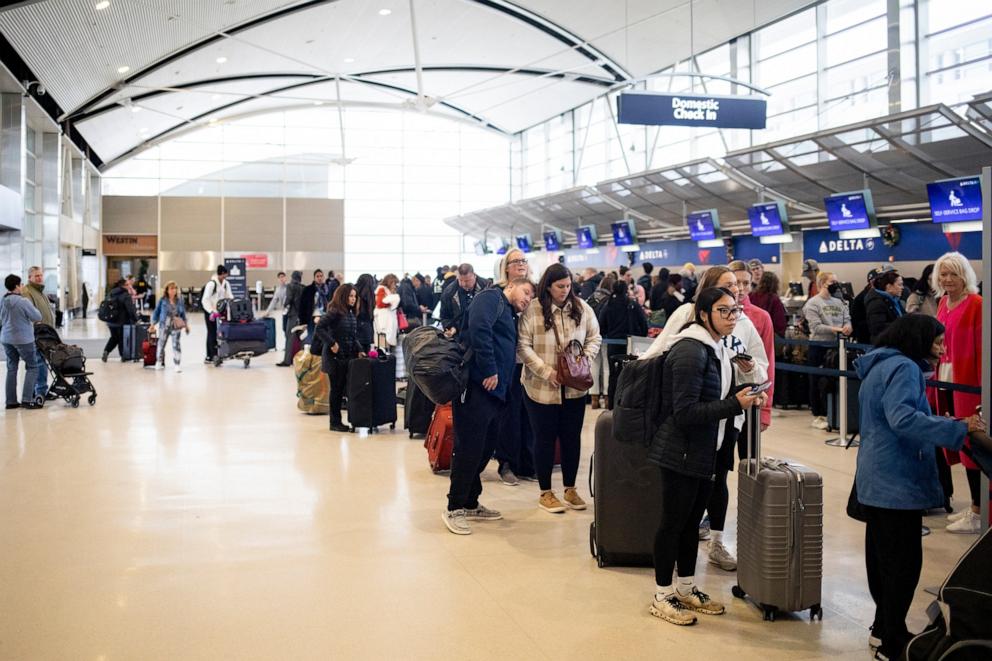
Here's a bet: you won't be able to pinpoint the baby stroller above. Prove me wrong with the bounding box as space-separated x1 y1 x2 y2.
34 323 97 407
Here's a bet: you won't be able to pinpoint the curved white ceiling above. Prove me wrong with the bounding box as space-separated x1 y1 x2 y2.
0 0 813 168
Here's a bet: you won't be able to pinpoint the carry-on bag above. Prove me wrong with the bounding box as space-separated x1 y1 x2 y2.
346 355 397 431
424 403 454 473
226 298 254 322
217 339 268 359
589 411 664 567
734 405 824 621
263 317 277 351
293 347 329 415
218 320 267 343
122 323 148 362
142 336 158 367
404 380 435 438
606 353 638 411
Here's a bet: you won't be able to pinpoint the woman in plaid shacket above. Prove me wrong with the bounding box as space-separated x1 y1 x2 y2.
518 263 602 515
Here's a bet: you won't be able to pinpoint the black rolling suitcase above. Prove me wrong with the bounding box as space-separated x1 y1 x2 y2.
606 353 638 410
826 378 860 434
773 367 809 409
404 381 435 438
122 323 149 362
347 355 397 431
589 411 664 567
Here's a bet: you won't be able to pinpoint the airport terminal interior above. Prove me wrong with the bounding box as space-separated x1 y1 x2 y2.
1 0 991 659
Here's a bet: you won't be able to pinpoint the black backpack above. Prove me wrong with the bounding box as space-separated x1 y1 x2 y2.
403 325 471 406
97 297 119 323
612 352 668 446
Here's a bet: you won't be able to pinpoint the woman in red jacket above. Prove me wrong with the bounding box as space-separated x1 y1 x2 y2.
933 252 984 534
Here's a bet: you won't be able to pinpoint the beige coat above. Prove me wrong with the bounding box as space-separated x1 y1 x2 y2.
517 297 602 405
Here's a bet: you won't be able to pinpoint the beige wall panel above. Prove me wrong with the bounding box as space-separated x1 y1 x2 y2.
102 196 157 234
225 197 283 253
286 198 344 253
160 197 221 251
160 269 213 291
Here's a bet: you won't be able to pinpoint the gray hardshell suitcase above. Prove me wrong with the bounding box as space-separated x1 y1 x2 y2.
733 406 825 621
588 411 664 567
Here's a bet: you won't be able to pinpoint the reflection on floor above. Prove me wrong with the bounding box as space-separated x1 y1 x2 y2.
0 320 979 660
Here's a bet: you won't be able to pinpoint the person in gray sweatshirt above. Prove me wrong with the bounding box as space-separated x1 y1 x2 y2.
1 274 43 409
802 271 852 429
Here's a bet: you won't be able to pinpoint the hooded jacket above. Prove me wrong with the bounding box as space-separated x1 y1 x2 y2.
284 272 304 318
865 288 905 344
854 347 967 510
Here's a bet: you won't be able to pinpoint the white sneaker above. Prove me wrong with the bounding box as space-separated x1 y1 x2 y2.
946 510 981 534
174 365 182 373
649 594 697 626
947 508 970 523
708 540 738 571
811 416 829 430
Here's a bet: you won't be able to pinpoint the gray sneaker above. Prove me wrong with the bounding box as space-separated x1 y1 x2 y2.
442 508 471 535
465 504 503 521
498 465 519 486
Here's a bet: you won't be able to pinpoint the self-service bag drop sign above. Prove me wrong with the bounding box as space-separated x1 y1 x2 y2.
617 92 767 129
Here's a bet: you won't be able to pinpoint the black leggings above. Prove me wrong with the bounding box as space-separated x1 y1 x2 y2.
967 467 982 508
327 357 350 426
654 468 714 586
707 469 730 531
524 393 585 491
865 506 922 659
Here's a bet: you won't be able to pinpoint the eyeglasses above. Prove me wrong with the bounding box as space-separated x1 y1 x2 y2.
714 306 744 320
507 259 528 266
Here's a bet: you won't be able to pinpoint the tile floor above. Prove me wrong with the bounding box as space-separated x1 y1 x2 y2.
0 320 980 660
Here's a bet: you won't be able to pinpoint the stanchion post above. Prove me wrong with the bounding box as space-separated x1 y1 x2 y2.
981 165 990 533
826 334 859 447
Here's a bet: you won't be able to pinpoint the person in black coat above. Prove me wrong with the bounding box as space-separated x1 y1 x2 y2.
398 277 422 329
414 273 434 314
865 270 905 344
101 280 138 362
315 284 364 432
578 270 603 300
649 268 670 311
598 281 648 361
647 287 765 626
276 271 305 366
354 273 376 351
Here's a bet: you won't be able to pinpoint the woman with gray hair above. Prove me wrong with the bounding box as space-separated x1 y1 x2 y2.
932 252 985 534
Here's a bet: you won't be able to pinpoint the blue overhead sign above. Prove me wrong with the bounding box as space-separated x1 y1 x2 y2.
825 190 875 232
748 201 788 237
927 176 983 223
617 92 767 129
687 209 719 241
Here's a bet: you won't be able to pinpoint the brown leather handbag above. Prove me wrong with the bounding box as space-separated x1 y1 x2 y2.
552 320 593 391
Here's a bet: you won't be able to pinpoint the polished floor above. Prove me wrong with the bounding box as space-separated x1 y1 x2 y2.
0 319 980 660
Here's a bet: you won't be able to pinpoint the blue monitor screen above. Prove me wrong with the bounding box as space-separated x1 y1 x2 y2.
576 225 597 249
824 191 874 231
611 220 636 246
515 234 533 253
687 209 718 241
543 230 562 252
928 176 982 223
495 239 509 255
748 202 786 237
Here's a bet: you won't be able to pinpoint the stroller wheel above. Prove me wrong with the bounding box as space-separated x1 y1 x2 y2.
88 394 97 406
33 395 45 407
70 395 80 408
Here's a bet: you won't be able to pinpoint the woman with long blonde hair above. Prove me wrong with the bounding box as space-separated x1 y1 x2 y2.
151 280 189 371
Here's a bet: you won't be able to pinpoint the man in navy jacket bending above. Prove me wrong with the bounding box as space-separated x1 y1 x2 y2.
443 277 535 535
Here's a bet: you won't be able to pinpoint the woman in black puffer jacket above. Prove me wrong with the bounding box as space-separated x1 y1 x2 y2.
647 287 765 627
315 283 365 432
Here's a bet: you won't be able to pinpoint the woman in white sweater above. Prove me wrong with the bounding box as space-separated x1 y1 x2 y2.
373 274 401 348
641 264 768 571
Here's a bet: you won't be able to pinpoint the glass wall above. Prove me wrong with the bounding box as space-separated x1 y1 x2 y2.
102 107 511 281
511 0 992 201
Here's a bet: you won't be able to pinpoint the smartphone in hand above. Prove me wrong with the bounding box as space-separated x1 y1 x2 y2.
749 381 772 395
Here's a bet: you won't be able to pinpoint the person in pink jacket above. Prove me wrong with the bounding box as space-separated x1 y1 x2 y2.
730 261 775 431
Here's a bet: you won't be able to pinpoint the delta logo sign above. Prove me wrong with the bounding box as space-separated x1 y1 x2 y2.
818 237 876 254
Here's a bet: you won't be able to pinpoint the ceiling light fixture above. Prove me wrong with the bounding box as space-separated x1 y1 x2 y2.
378 8 392 15
95 1 110 10
117 65 130 74
131 106 141 113
343 57 355 63
216 56 227 64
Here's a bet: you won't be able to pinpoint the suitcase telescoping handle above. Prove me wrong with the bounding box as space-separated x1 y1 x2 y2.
745 403 761 478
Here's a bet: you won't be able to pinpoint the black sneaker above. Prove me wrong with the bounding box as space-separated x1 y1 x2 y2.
101 352 109 363
330 423 350 432
21 401 43 410
204 357 214 364
5 403 20 410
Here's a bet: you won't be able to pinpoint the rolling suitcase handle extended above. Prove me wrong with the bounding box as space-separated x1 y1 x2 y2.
745 403 760 478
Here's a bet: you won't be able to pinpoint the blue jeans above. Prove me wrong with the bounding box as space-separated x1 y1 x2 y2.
3 342 39 405
34 349 48 396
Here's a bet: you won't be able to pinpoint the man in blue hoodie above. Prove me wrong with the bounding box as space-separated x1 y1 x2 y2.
853 313 989 660
443 277 535 535
1 274 43 409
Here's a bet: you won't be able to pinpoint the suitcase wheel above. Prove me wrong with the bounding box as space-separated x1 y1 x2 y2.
731 585 746 599
810 605 823 621
390 423 395 430
761 605 778 622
